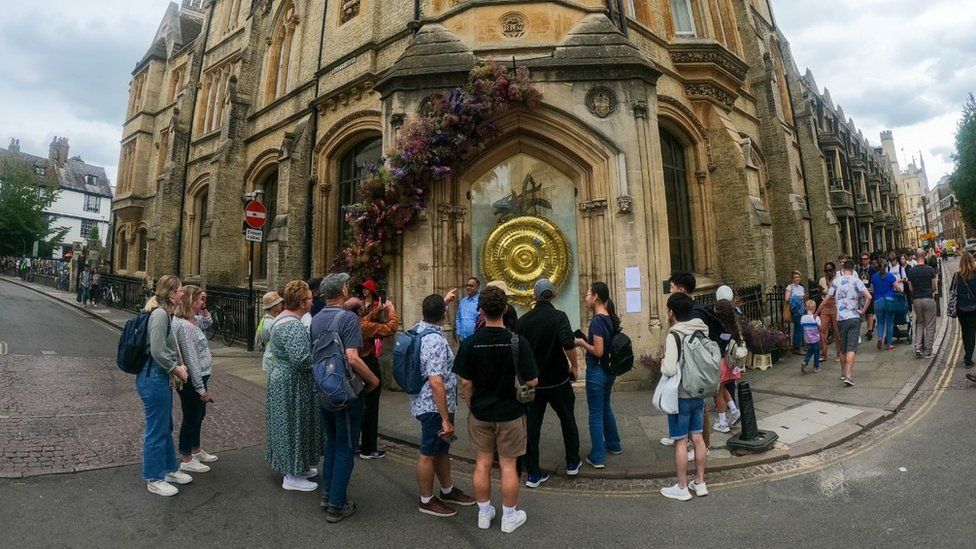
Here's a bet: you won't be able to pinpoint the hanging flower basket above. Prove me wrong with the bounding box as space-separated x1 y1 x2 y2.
334 61 543 280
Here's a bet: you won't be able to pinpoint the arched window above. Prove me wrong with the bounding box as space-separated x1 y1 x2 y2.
265 3 299 103
256 171 278 280
117 229 128 272
137 228 149 272
660 128 695 273
337 137 382 246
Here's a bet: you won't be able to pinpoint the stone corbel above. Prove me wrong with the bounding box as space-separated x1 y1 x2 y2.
632 100 648 119
578 199 608 218
437 204 466 221
695 171 708 185
617 196 633 213
390 113 406 129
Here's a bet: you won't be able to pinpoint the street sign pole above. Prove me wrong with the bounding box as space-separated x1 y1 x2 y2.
247 240 255 352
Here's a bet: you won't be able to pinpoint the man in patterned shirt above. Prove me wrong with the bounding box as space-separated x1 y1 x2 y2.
822 258 873 387
412 292 476 517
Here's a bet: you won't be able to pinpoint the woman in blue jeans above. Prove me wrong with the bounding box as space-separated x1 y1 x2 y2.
786 270 806 354
871 269 898 350
575 282 622 469
138 275 190 497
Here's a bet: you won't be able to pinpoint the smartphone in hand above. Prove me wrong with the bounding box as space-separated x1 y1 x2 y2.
379 288 387 305
574 329 586 340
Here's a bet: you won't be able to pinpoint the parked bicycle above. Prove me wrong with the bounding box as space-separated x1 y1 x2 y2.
203 303 237 346
101 283 120 308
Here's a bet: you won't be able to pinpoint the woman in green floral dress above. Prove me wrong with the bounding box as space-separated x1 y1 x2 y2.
266 280 322 492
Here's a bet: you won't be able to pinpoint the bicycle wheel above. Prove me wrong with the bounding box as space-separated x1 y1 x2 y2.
102 290 114 308
113 290 125 309
220 315 237 346
203 312 218 340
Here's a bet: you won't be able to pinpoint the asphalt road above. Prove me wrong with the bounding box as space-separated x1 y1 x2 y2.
2 279 976 548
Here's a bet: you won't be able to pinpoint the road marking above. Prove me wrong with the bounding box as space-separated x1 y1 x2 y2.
40 350 57 356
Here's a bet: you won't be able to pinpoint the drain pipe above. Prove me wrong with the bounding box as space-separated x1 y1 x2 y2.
305 0 330 279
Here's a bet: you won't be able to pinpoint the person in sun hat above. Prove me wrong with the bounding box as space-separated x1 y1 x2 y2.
256 291 284 356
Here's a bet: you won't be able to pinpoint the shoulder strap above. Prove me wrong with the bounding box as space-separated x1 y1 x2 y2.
327 310 344 334
670 331 683 361
269 313 301 335
511 333 525 383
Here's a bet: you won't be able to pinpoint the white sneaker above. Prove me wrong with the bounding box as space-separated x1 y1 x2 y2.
660 437 675 446
712 420 731 434
179 457 211 473
478 506 496 530
689 480 709 497
687 448 710 462
660 483 692 501
282 475 318 492
192 449 218 463
299 467 318 478
147 480 178 496
500 509 527 534
165 471 193 485
728 409 741 426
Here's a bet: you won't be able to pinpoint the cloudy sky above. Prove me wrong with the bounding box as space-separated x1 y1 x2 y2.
0 0 972 190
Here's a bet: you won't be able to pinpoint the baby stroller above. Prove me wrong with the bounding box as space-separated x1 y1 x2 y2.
890 293 912 343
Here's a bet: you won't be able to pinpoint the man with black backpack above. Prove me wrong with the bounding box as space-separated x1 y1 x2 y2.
405 292 477 517
659 293 718 502
309 273 380 523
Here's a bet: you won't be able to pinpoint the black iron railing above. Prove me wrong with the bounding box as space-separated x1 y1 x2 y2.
204 284 261 346
101 273 150 312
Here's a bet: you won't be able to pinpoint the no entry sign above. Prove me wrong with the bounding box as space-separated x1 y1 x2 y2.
244 200 267 229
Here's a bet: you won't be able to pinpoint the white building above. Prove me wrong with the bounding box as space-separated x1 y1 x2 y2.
0 137 113 258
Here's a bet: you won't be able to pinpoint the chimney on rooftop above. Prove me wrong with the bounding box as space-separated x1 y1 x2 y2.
49 136 69 167
8 138 20 152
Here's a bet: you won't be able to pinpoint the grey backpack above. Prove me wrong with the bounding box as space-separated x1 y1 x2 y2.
674 330 722 398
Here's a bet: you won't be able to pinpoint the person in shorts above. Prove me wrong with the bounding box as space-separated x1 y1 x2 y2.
410 293 476 517
453 285 538 534
823 259 872 387
659 293 710 501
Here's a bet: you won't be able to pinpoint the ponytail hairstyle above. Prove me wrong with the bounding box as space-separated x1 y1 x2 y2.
177 285 204 320
713 300 742 343
590 281 620 328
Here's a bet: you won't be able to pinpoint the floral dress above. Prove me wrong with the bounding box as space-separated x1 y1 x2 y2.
265 315 322 476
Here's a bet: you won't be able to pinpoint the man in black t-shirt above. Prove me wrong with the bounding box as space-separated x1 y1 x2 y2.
908 250 939 357
516 279 581 488
453 286 538 534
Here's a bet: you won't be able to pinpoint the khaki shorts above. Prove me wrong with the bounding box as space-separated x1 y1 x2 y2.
467 415 527 458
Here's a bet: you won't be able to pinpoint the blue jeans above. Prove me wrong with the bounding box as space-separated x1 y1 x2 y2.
320 398 364 508
585 364 621 464
875 297 894 346
804 344 821 370
791 312 804 349
136 361 178 481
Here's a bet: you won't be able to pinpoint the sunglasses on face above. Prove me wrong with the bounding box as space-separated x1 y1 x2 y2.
465 284 476 288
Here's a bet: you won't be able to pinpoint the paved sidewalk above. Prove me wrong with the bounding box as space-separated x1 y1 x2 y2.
3 273 951 479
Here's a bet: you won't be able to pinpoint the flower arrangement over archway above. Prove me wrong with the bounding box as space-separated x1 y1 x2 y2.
335 61 543 279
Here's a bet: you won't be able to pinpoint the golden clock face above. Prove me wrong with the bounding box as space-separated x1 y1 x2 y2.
481 216 572 306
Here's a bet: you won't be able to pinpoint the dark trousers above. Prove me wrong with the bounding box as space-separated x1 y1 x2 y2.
358 355 381 454
177 375 209 455
525 381 581 476
959 311 976 363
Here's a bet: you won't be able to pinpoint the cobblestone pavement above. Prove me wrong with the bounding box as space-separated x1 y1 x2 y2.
0 279 267 478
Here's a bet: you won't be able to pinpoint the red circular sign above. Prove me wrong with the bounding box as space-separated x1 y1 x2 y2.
244 200 267 229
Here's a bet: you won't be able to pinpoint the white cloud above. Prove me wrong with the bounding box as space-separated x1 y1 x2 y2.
0 0 172 186
773 0 975 187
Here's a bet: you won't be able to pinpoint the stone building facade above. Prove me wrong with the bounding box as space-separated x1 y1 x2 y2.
114 0 910 375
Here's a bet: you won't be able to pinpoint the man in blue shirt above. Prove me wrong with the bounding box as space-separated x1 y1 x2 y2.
455 276 480 341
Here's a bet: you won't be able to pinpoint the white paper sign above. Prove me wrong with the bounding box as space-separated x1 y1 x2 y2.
626 290 642 313
625 266 641 289
244 228 264 242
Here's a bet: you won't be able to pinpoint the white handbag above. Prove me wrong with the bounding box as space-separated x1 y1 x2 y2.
653 370 681 414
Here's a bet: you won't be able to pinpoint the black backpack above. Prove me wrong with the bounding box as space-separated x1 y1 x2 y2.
117 311 152 374
603 320 634 376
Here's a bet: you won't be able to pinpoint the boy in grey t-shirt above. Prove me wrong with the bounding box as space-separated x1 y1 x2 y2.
907 251 939 357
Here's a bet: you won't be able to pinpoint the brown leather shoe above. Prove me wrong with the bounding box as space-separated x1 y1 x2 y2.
440 487 477 506
418 497 457 517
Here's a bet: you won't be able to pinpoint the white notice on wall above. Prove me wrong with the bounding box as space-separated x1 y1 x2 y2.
626 290 642 313
625 266 640 289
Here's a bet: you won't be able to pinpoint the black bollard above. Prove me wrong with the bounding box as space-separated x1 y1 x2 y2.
726 381 778 453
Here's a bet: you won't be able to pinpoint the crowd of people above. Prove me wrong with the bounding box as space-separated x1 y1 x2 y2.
130 249 976 529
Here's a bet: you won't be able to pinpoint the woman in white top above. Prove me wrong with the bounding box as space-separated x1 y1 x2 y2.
786 270 806 354
172 285 218 474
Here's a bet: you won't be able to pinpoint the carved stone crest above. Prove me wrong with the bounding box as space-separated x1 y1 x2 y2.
499 13 527 39
585 87 617 118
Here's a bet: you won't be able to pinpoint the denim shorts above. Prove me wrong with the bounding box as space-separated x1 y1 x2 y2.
667 398 705 440
418 412 454 457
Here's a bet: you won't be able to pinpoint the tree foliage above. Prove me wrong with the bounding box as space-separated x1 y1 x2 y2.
951 93 976 230
86 225 101 249
0 155 69 256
